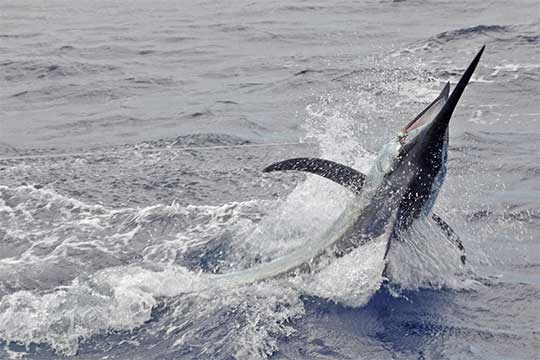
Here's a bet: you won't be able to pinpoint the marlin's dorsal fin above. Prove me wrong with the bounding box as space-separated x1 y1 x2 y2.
263 157 366 194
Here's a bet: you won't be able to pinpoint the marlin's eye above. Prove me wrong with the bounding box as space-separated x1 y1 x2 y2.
398 131 407 144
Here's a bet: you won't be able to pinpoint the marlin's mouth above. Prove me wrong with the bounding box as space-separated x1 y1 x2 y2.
398 82 450 144
397 45 485 147
404 83 450 133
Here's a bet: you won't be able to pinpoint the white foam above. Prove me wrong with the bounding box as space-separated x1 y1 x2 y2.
398 81 441 104
292 237 387 307
0 264 206 355
490 63 540 78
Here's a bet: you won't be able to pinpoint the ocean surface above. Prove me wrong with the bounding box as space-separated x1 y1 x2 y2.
1 0 539 359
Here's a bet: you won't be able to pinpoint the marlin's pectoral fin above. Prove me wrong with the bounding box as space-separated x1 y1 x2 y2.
263 157 366 194
432 213 466 264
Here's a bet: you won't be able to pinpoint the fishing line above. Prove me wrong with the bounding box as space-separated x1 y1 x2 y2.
0 141 317 161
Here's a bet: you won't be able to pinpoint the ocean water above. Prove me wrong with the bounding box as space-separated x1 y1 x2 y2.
1 0 539 359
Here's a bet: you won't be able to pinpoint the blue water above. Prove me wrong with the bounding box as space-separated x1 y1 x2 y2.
0 1 539 359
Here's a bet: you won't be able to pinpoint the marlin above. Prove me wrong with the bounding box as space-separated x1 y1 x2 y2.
219 47 484 284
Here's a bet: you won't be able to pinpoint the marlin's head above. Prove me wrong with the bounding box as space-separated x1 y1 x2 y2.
371 46 485 229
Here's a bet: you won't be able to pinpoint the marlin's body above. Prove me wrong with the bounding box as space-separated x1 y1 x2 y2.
220 47 484 284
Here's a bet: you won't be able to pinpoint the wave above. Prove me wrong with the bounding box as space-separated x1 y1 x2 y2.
397 23 538 57
436 25 510 41
2 60 119 83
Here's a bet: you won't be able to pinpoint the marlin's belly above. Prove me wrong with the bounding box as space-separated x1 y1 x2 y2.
216 201 364 285
217 197 397 285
